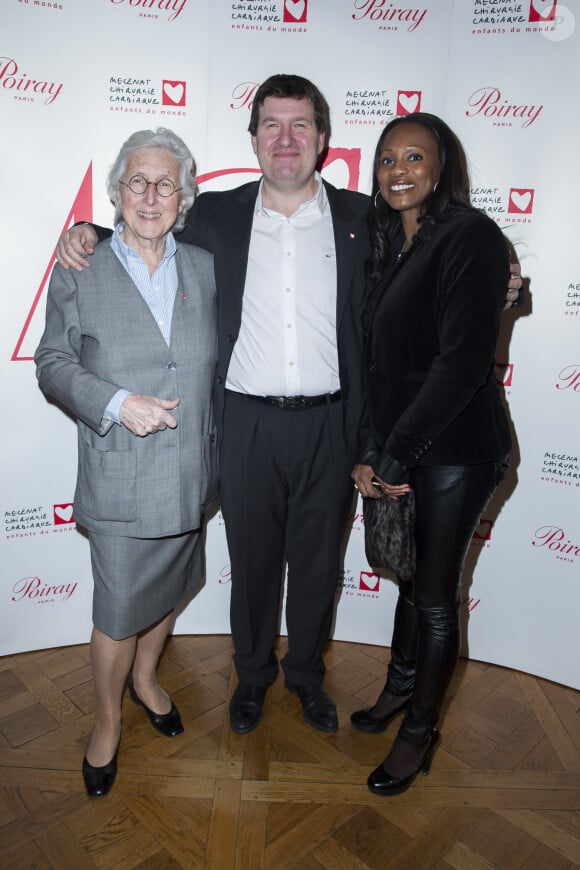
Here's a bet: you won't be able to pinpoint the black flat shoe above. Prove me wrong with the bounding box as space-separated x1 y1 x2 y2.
229 683 268 734
350 696 409 734
367 728 440 797
285 682 338 732
82 746 118 797
128 675 184 737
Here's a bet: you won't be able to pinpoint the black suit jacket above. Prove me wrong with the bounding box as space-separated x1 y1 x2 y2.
178 179 370 463
359 210 512 483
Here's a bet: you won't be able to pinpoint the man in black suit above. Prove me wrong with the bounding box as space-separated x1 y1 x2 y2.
188 75 369 733
56 74 522 735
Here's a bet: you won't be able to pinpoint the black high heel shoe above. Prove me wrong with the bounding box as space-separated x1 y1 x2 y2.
82 744 119 797
127 675 184 737
350 694 409 734
367 728 440 796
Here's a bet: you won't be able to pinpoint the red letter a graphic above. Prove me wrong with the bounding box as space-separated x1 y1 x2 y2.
11 164 93 361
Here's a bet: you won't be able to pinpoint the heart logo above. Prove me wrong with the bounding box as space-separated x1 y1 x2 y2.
285 0 306 21
54 504 74 523
359 571 380 591
531 0 556 19
163 82 185 106
510 190 532 212
398 92 420 114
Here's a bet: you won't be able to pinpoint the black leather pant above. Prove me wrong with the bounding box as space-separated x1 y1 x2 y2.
386 460 507 743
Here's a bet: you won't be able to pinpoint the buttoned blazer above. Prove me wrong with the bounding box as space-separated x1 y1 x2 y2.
359 210 512 482
35 241 218 538
178 179 370 462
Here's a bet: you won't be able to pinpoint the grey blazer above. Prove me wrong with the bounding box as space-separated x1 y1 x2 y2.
35 240 218 538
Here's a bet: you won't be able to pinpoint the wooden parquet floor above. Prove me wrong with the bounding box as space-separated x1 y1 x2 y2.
0 636 579 869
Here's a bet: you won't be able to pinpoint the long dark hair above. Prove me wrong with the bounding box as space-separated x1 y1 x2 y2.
366 112 473 287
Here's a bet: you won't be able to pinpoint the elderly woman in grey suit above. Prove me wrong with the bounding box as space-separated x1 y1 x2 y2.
35 128 218 797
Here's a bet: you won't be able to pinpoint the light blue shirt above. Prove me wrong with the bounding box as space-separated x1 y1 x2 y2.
104 224 179 424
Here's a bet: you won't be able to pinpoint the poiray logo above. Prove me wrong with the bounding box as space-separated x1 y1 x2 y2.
230 81 259 111
110 0 188 22
217 564 232 585
532 525 579 561
351 1 428 32
465 87 543 128
11 576 78 604
0 56 63 105
556 365 580 392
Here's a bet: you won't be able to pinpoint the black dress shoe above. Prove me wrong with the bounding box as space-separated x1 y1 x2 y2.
285 682 338 732
82 746 119 797
350 695 409 734
128 675 184 737
229 683 267 734
367 728 440 796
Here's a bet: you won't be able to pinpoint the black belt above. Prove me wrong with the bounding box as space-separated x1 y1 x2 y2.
235 390 341 410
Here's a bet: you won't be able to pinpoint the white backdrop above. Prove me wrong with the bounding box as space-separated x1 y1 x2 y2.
2 0 579 690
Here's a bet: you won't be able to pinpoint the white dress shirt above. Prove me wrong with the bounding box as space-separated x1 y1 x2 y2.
226 174 340 397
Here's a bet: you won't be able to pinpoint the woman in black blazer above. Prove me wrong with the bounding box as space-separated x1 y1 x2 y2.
351 113 512 796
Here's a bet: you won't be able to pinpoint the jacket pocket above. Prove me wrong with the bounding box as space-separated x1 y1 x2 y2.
76 444 137 522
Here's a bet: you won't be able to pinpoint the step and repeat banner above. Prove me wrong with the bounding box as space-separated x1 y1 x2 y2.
2 0 579 689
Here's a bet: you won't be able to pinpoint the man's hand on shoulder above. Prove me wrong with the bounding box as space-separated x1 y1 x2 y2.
56 224 99 271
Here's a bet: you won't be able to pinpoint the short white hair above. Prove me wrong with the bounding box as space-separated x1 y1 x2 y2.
106 128 197 231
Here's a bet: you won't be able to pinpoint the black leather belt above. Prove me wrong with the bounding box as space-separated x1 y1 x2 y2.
238 391 341 410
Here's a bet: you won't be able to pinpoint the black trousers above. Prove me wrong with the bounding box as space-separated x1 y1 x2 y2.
220 390 354 688
386 460 506 743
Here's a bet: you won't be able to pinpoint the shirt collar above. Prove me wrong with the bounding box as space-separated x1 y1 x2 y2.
254 172 328 218
111 223 177 267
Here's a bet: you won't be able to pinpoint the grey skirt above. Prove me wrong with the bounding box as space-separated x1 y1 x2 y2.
88 528 203 640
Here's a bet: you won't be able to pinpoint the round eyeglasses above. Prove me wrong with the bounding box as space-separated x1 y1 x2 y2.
120 175 182 197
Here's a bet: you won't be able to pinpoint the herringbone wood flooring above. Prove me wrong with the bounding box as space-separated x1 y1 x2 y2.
0 636 578 869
